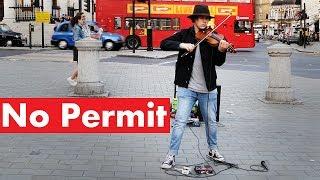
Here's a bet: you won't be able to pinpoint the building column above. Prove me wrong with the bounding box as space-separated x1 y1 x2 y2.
59 0 69 16
43 0 53 13
3 0 16 22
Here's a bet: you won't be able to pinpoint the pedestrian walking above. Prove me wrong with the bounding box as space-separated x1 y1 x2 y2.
67 12 90 86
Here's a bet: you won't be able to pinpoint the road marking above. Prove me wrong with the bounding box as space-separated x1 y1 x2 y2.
158 60 176 66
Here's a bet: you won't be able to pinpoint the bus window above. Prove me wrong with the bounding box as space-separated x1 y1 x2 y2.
114 17 121 29
229 0 250 3
151 19 171 30
151 19 160 30
206 0 227 2
234 20 252 33
172 18 180 30
160 19 171 30
125 18 147 29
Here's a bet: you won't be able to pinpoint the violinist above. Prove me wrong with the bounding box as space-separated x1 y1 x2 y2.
160 4 229 169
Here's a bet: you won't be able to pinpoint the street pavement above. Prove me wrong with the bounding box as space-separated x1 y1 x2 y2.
0 40 320 180
291 42 320 54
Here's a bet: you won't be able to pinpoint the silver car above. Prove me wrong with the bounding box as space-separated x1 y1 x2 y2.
286 31 300 45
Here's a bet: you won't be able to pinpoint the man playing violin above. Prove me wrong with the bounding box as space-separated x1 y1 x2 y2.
160 4 229 169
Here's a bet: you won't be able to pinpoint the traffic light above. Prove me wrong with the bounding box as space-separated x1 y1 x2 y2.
84 0 91 12
33 0 40 7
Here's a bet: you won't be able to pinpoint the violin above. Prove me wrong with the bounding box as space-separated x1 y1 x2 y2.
181 14 236 57
196 26 236 53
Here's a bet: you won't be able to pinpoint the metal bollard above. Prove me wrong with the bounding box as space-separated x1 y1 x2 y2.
70 37 109 97
260 43 301 104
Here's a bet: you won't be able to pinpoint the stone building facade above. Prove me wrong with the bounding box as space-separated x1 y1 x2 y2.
254 0 271 36
269 0 301 33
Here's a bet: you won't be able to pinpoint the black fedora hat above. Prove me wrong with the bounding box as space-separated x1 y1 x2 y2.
187 4 214 19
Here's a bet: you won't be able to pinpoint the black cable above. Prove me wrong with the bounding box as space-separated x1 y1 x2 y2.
163 126 268 178
189 126 210 164
217 122 226 127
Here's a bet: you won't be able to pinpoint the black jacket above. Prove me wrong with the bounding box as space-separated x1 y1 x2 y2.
160 26 226 91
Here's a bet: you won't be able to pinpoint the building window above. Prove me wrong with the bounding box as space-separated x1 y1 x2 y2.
16 0 23 5
67 7 75 17
10 3 37 22
52 0 57 6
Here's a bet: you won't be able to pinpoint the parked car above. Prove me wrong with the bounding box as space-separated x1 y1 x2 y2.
0 23 27 47
51 21 125 50
286 31 300 45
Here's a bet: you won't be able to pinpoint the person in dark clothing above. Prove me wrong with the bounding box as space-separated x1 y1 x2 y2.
160 4 229 169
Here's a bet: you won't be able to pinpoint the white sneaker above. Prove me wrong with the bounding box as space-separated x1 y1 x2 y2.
208 149 225 162
161 154 175 169
67 77 77 86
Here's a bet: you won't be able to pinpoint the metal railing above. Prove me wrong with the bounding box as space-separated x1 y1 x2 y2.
67 7 76 17
9 5 40 22
51 5 61 20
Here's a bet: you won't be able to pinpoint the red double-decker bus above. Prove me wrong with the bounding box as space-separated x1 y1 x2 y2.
96 0 255 49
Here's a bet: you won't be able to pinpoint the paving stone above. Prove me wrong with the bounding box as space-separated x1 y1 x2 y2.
19 169 53 175
114 172 145 179
31 175 66 180
83 171 115 178
0 168 22 174
65 177 97 180
0 175 32 180
50 170 84 176
267 176 301 180
237 175 268 180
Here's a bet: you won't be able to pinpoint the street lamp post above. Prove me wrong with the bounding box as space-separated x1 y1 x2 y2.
79 0 82 12
280 0 283 33
303 3 306 48
132 0 135 53
147 0 153 51
41 0 44 48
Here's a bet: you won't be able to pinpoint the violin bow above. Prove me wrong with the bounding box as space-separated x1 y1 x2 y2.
181 14 232 58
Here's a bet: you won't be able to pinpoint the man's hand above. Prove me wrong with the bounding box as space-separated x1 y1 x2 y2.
179 43 195 52
218 40 229 52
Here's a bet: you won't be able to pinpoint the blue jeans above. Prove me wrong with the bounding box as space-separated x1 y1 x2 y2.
168 87 218 156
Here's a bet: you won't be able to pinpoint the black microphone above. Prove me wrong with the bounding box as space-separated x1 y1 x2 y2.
261 161 268 171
